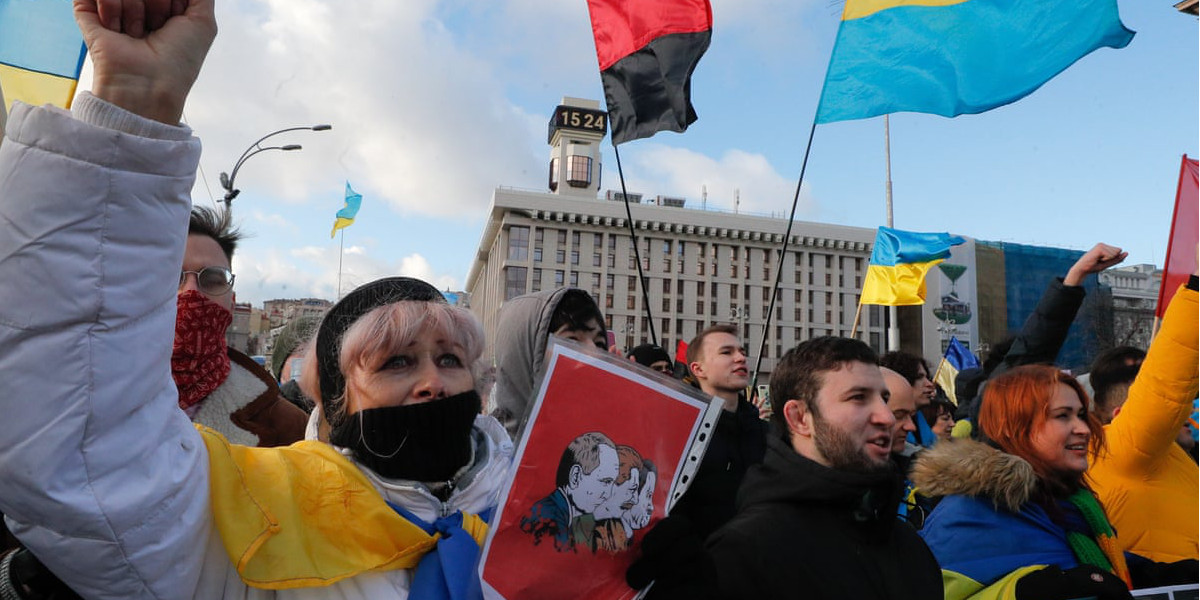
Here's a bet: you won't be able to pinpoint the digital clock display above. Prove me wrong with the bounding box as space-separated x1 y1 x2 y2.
548 105 608 142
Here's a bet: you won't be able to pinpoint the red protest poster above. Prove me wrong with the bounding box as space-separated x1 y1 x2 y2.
480 342 719 600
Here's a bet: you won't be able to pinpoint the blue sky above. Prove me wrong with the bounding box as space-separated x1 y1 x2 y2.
82 0 1199 306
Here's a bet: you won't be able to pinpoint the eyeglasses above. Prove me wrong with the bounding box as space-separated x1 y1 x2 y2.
179 266 235 296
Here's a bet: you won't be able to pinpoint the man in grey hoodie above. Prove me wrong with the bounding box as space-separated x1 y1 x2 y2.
490 287 609 440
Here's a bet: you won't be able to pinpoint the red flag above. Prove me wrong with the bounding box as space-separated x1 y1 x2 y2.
675 339 688 364
1156 155 1199 317
585 0 711 145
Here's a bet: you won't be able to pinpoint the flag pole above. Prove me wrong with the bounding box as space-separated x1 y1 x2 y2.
750 121 819 396
611 141 659 347
337 228 345 299
850 300 864 338
884 115 900 352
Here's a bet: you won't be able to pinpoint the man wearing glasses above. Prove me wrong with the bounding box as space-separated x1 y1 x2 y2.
175 206 306 447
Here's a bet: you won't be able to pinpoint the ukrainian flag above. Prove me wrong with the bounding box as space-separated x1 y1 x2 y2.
934 336 980 405
0 0 88 112
330 182 362 238
815 0 1134 124
861 227 964 306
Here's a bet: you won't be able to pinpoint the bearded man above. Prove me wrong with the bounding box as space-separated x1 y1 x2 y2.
698 336 942 600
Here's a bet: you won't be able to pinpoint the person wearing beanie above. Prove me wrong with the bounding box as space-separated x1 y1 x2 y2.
627 343 674 377
0 7 511 598
271 315 322 413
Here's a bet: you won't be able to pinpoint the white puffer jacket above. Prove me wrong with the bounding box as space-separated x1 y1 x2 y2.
0 96 512 600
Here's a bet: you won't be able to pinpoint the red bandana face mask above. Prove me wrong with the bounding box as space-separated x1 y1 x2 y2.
172 290 233 411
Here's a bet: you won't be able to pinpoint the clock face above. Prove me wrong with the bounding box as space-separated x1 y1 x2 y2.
549 105 608 140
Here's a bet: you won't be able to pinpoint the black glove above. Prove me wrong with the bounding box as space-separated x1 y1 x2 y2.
1 547 83 600
1128 557 1199 588
625 515 716 599
1015 565 1132 600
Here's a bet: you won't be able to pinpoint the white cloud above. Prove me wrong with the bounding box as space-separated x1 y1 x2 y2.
185 0 555 218
233 241 461 305
619 145 815 218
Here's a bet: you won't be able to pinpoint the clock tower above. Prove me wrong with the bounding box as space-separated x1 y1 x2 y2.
547 97 606 197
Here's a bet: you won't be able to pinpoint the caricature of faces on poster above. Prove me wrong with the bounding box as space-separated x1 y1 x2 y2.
480 341 721 600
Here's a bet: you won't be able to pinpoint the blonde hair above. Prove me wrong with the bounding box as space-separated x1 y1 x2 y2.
300 301 485 426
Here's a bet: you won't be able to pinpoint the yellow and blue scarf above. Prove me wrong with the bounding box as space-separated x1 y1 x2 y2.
198 426 489 597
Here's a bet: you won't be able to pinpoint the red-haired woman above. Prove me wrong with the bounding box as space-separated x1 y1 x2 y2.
911 365 1134 600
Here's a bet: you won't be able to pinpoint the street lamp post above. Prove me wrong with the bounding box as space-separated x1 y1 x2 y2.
219 124 332 209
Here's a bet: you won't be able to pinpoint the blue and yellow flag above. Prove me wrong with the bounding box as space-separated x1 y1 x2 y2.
815 0 1134 124
330 182 362 238
0 0 88 112
861 227 964 306
934 336 980 405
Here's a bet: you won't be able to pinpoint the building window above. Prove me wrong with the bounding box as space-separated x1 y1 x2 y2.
662 298 671 312
697 281 706 296
593 253 602 267
567 155 592 188
629 255 637 269
548 157 559 192
606 294 614 309
606 274 615 289
570 272 579 286
608 254 615 268
533 247 543 262
628 296 637 310
571 250 580 265
697 300 705 314
504 267 527 301
677 298 684 313
662 279 671 293
825 273 832 286
555 270 565 287
556 249 566 263
572 231 581 247
507 226 529 261
557 230 567 245
535 228 544 243
591 273 601 290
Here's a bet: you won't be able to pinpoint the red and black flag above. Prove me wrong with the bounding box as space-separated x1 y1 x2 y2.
585 0 712 145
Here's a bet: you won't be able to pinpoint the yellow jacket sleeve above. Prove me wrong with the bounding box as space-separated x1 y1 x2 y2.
1102 285 1198 475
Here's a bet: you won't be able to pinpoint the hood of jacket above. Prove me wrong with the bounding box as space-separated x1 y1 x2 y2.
490 287 579 438
910 438 1038 512
738 436 904 531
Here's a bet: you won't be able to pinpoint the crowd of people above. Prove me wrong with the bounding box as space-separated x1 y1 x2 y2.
0 2 1196 599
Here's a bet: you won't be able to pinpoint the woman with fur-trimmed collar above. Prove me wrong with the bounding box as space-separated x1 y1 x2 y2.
912 366 1134 600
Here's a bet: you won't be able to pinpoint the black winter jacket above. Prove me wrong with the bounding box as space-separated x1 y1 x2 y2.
669 398 767 539
704 437 943 600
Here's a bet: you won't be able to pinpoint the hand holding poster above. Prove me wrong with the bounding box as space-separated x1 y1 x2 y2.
480 340 722 599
